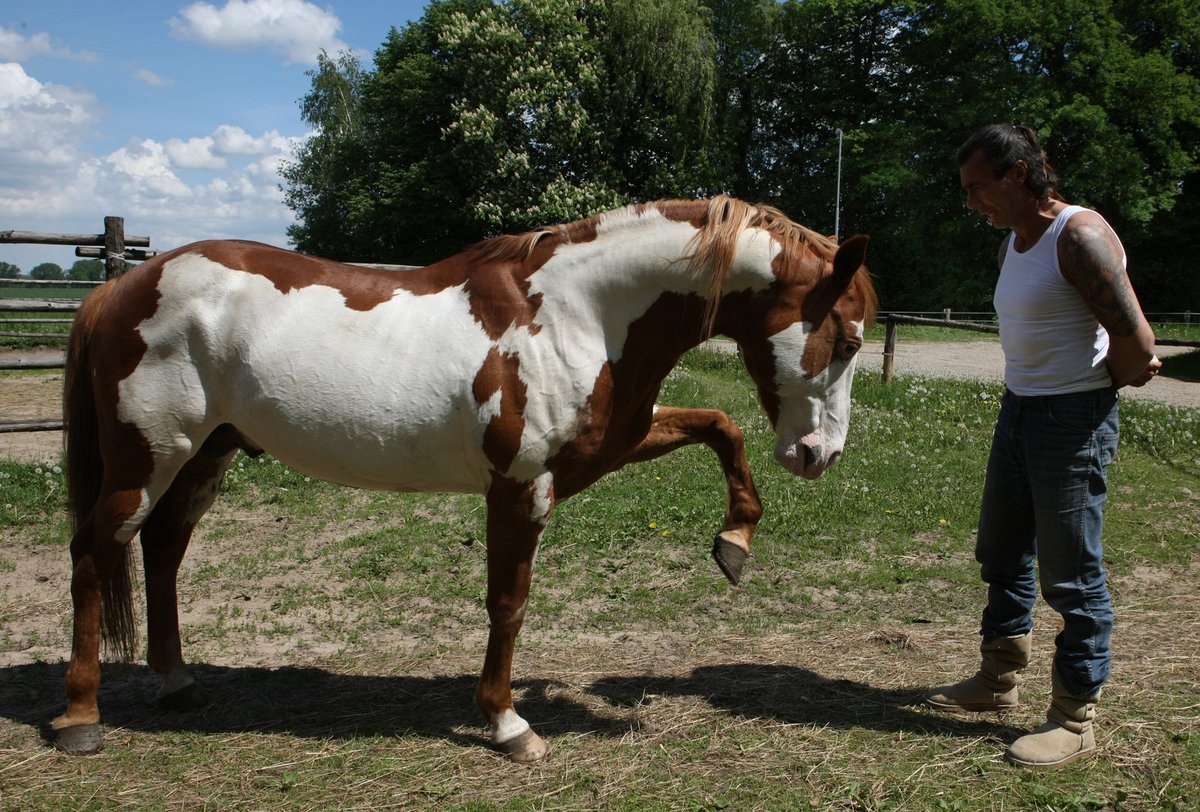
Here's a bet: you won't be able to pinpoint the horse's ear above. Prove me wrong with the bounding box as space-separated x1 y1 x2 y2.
832 234 869 288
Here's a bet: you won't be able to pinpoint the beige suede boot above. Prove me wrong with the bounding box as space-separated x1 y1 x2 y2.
925 632 1032 712
1006 669 1098 768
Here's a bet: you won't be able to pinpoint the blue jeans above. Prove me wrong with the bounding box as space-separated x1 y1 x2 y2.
976 387 1119 700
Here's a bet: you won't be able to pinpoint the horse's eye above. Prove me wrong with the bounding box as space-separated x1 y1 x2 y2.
837 341 860 360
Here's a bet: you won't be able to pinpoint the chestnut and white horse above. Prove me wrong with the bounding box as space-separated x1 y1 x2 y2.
52 196 875 762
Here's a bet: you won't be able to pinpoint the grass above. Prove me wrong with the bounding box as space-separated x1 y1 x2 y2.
1 348 1198 810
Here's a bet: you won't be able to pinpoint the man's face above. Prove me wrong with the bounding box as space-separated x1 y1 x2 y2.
959 149 1024 230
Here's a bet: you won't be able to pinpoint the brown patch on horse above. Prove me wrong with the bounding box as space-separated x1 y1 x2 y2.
67 264 166 515
473 348 529 475
194 241 429 311
548 292 706 498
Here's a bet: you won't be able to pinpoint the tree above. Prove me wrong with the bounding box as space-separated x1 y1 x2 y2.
30 262 64 280
281 0 1200 310
68 260 104 281
282 0 726 263
0 261 19 279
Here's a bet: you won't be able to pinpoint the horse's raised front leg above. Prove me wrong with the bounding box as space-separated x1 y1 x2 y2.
477 472 554 763
618 406 763 585
140 445 236 710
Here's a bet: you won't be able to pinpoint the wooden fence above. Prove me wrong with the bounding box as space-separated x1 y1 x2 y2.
0 220 420 433
878 312 1200 383
3 220 1198 434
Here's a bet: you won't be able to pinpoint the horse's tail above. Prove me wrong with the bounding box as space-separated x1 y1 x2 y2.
63 281 138 662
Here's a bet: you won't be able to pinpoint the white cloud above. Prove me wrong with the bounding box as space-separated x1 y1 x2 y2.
0 24 99 62
132 67 172 87
212 124 289 155
165 135 226 170
0 72 302 261
169 0 349 65
0 62 103 177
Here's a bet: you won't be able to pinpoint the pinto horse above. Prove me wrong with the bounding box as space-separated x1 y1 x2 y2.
51 196 875 762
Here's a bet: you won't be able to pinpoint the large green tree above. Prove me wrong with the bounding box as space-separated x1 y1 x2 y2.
281 0 1200 311
30 262 63 280
68 260 104 281
282 0 725 263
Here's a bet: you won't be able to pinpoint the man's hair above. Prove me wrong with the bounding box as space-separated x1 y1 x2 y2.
956 123 1061 202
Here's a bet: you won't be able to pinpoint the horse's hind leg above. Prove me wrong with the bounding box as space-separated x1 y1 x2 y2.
618 406 763 585
140 437 238 709
53 442 205 753
51 484 161 754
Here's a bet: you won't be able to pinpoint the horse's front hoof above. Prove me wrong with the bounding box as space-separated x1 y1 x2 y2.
496 729 548 763
52 723 104 755
712 533 748 585
157 681 209 711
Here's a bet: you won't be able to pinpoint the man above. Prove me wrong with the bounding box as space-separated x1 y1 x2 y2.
926 123 1160 768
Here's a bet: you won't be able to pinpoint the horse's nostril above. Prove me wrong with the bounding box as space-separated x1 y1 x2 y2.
804 445 819 467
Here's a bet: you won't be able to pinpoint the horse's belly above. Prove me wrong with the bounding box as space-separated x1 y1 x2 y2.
227 365 493 494
251 417 489 493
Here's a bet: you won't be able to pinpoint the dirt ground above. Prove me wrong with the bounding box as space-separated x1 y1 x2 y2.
2 342 1198 809
3 341 1196 465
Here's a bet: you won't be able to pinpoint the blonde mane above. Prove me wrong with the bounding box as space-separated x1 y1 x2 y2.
682 195 849 336
466 196 874 337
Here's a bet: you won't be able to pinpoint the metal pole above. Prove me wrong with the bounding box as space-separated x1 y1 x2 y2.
834 128 843 238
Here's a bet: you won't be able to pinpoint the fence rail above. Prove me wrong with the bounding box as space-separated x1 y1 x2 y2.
3 219 1197 436
877 312 1200 383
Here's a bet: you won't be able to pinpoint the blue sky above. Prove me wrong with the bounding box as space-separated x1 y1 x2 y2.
1 0 429 272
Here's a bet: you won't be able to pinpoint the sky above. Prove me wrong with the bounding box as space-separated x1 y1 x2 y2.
0 0 429 273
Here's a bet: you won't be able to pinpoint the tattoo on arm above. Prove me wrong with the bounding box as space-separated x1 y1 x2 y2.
1059 218 1140 337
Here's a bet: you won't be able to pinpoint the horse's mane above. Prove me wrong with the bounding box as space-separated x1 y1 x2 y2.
467 195 875 335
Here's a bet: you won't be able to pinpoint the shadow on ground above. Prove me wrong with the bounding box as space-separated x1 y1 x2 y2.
1 658 1021 751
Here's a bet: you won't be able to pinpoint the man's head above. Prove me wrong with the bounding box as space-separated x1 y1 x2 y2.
956 124 1059 203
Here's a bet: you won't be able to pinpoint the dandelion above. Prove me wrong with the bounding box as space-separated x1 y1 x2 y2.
648 522 657 529
938 518 949 525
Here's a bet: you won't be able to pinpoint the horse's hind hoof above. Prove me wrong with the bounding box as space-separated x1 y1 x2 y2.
712 533 748 585
52 723 104 755
496 729 548 763
158 681 209 711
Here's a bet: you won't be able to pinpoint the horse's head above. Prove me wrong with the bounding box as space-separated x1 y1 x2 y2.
707 202 876 480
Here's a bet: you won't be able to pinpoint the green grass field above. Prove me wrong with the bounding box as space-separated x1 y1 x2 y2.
1 348 1198 810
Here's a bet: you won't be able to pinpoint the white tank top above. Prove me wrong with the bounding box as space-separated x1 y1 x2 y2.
993 205 1114 395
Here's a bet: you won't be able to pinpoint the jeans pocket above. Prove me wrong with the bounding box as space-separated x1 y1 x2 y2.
1045 390 1116 433
1097 430 1118 468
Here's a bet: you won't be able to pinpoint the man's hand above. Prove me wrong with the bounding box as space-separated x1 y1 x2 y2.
1125 355 1163 388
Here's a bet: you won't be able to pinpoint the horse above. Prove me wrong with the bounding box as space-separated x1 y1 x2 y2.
50 195 876 762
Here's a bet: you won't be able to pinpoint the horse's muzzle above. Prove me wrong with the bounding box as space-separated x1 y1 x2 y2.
774 437 842 480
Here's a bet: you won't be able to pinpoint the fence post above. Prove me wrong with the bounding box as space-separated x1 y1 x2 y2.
103 216 126 279
882 314 897 383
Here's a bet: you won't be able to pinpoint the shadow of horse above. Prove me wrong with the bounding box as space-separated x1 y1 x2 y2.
1 659 1021 749
589 662 1026 742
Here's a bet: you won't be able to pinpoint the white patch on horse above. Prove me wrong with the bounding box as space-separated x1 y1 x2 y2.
768 319 860 478
119 252 499 494
529 472 554 525
115 491 151 544
490 707 531 744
